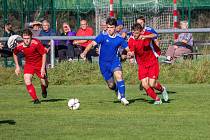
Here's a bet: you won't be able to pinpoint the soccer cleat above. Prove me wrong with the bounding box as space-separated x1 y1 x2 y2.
163 59 172 64
34 99 41 104
42 89 48 98
162 86 169 102
121 98 129 106
154 99 162 105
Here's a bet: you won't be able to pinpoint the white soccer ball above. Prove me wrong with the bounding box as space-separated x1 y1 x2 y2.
68 98 80 110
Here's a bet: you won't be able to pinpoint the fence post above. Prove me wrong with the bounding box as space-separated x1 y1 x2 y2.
50 39 55 68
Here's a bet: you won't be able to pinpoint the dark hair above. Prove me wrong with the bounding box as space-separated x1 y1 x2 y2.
5 22 12 26
22 29 33 37
136 16 145 23
106 17 117 26
132 23 143 31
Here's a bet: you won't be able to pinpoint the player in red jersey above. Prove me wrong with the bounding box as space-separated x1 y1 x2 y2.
128 23 168 104
13 29 48 104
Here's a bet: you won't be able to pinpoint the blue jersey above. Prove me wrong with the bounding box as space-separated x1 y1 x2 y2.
145 26 158 39
94 33 128 62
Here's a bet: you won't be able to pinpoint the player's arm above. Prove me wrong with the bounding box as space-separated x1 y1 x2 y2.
41 53 47 76
13 52 21 76
139 33 156 40
80 41 97 59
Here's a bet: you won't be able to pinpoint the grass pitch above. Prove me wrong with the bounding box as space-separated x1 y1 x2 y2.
1 84 210 140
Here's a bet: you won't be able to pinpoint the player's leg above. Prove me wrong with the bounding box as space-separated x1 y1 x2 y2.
141 78 161 104
113 69 129 105
35 67 48 98
148 63 168 102
105 77 120 100
24 74 40 104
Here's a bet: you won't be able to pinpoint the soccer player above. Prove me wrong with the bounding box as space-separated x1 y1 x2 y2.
80 17 132 105
13 29 48 104
128 23 168 104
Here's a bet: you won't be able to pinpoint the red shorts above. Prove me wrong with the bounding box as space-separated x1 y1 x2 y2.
24 65 46 79
138 62 159 80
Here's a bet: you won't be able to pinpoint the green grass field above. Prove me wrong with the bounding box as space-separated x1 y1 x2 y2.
1 84 210 140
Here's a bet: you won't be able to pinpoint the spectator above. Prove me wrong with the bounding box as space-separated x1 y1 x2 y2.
57 22 76 62
73 19 97 63
100 19 107 34
30 21 42 37
3 23 15 37
164 21 193 63
39 20 56 67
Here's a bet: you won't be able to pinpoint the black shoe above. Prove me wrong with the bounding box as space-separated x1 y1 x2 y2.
42 89 47 98
34 99 41 104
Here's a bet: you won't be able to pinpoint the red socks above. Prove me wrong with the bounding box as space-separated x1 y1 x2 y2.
145 87 159 101
41 84 47 92
26 84 37 100
154 82 164 92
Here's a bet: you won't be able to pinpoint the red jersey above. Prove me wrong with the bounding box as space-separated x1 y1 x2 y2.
76 26 93 47
14 38 47 68
128 31 161 67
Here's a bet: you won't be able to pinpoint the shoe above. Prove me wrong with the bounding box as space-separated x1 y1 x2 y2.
42 89 47 98
121 98 129 106
163 59 172 64
154 99 162 105
34 99 41 104
162 86 169 102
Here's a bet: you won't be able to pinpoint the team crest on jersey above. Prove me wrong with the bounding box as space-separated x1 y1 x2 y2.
106 39 109 43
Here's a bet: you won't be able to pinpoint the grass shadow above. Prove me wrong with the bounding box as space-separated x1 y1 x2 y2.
41 98 67 103
0 120 16 125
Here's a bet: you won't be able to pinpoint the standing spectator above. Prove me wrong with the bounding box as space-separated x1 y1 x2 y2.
116 19 127 39
39 20 56 67
73 19 96 63
100 19 107 34
3 23 15 37
164 21 193 63
12 29 48 104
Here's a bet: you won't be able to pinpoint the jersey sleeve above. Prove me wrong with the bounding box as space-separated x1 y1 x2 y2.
120 38 128 49
128 37 135 52
35 39 47 55
146 26 158 39
94 33 104 44
13 45 22 55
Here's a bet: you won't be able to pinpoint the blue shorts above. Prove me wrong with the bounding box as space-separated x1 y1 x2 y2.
99 59 122 81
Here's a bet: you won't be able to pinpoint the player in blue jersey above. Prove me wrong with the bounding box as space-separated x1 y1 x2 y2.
81 17 133 105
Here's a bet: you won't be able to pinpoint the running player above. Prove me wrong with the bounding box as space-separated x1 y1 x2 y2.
80 17 132 105
128 23 168 104
13 29 48 104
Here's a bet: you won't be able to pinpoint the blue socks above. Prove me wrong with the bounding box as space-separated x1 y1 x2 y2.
117 80 125 98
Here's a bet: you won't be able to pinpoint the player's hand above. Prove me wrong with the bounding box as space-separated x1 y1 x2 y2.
129 58 135 64
15 67 21 76
96 48 99 55
139 35 145 40
127 51 134 59
80 52 86 60
41 67 46 77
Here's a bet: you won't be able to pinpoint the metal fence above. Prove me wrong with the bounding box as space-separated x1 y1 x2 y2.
1 28 210 68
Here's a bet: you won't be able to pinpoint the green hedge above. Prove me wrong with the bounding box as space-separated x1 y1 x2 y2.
0 59 210 86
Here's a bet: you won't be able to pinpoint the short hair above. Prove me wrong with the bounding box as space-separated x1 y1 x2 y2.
42 20 50 26
5 22 12 27
22 29 33 37
106 17 117 26
136 16 145 23
132 23 143 31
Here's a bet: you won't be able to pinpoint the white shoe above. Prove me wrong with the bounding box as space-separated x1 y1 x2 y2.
162 87 169 102
121 98 129 105
154 99 162 105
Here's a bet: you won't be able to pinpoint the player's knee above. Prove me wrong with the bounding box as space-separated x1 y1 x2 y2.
114 71 123 81
142 81 149 89
149 82 156 88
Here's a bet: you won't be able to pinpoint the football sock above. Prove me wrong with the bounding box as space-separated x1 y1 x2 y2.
26 84 38 100
41 84 47 92
154 82 164 92
117 80 125 98
145 87 160 101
